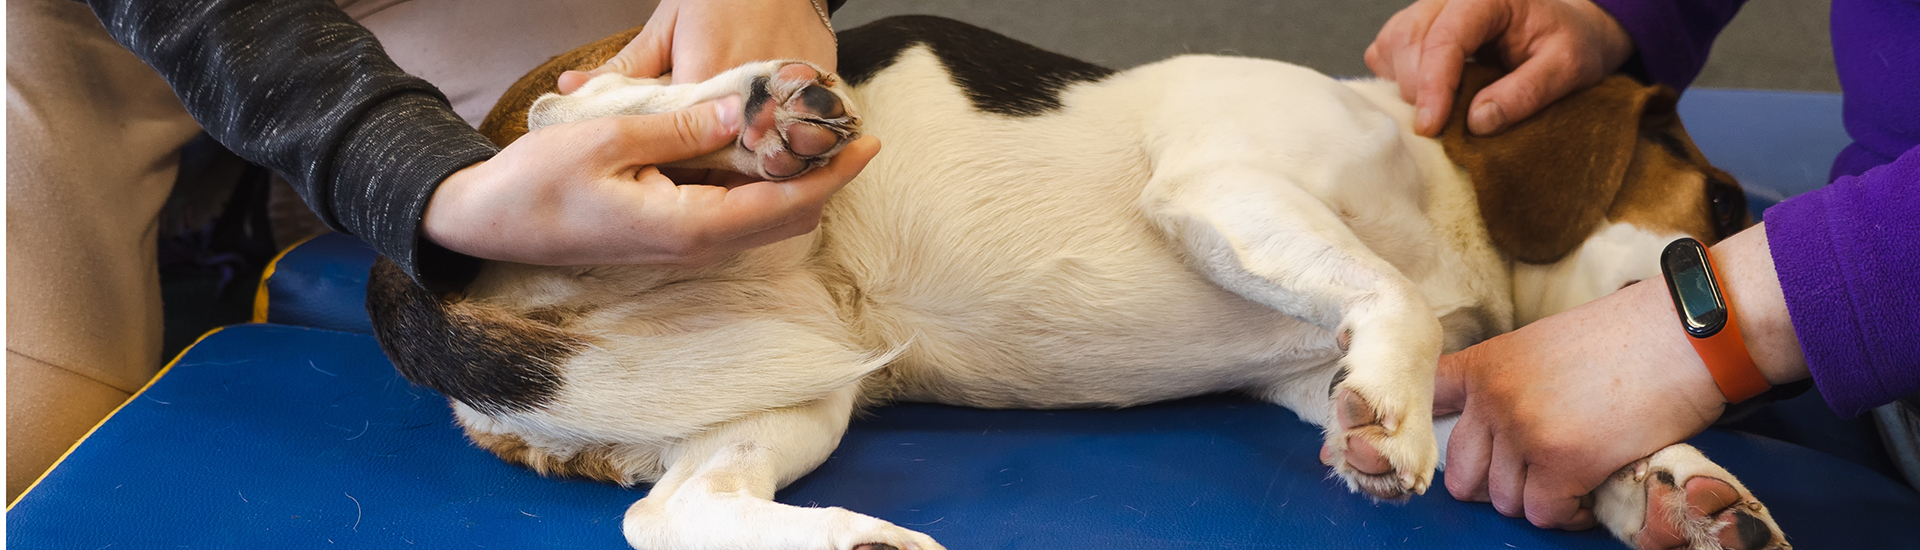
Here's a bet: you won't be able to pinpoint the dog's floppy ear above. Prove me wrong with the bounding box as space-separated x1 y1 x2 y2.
1440 62 1664 264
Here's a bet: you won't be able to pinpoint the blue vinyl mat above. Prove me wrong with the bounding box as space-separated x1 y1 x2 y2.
9 324 1918 548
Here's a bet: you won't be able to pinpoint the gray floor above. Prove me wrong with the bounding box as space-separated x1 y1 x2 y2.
835 0 1839 92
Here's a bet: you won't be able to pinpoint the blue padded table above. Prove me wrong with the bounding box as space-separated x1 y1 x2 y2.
10 324 1918 548
12 90 1919 548
254 232 379 334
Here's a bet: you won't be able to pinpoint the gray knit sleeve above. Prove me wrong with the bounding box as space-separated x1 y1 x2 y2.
83 0 496 290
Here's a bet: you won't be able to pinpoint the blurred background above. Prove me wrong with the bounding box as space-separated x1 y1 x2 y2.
834 0 1838 91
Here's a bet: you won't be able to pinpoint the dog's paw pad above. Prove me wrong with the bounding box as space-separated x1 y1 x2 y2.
737 62 860 180
1621 456 1788 550
1322 382 1434 500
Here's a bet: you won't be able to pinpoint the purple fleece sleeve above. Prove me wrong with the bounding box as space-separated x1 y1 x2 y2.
1588 0 1747 90
1765 145 1920 418
1764 0 1920 418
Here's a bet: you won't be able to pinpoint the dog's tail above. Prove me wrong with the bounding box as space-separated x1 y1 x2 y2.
365 257 585 415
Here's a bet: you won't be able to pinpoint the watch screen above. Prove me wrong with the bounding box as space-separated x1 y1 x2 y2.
1662 240 1727 337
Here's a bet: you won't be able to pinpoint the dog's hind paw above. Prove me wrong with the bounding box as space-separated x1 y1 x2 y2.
1594 444 1788 550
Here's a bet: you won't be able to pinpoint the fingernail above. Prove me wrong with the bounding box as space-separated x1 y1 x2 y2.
1469 101 1505 135
712 95 742 133
1417 105 1437 132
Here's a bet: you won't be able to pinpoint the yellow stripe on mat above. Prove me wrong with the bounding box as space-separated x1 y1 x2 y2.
251 233 323 324
7 326 230 510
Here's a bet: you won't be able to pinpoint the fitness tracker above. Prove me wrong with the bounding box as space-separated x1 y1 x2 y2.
1660 238 1770 403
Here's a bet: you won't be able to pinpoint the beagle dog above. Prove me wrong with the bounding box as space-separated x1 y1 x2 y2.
368 15 1781 550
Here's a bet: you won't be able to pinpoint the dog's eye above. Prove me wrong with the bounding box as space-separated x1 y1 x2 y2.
1706 179 1748 239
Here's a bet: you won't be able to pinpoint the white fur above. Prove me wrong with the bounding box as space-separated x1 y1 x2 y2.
1593 444 1783 549
1512 222 1687 325
449 50 1762 549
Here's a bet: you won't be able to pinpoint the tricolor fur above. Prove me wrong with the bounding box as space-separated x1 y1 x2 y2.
369 16 1775 550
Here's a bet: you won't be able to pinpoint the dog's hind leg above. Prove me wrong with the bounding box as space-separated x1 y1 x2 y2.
1140 163 1441 500
622 385 943 550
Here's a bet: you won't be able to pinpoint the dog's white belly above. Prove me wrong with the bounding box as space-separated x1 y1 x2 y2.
823 51 1352 408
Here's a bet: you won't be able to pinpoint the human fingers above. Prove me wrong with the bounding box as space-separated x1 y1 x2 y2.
663 136 879 261
1524 472 1599 530
1464 47 1587 135
588 96 745 167
1444 410 1493 503
558 1 680 94
558 31 672 94
680 207 830 264
1487 434 1530 518
1366 0 1448 98
1413 0 1514 136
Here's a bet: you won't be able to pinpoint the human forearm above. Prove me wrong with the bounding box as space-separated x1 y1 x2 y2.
83 0 497 288
1707 225 1808 387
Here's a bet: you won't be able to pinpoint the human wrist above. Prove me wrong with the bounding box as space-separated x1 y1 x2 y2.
1711 224 1811 386
1621 277 1733 412
421 160 490 260
1568 0 1637 76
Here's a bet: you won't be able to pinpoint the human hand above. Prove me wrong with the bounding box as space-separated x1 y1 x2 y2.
1435 278 1727 529
1365 0 1635 136
558 0 836 93
423 98 880 267
1434 227 1808 531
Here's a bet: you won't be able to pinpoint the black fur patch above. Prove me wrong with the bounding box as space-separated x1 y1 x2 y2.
837 15 1116 117
366 257 579 415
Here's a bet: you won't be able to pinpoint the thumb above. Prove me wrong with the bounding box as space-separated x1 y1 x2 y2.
596 30 671 80
600 96 744 165
1465 54 1586 135
559 27 672 94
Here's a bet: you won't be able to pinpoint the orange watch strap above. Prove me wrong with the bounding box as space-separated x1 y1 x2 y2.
1692 249 1771 403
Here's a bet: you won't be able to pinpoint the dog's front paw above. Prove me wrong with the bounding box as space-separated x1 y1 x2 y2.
1320 359 1437 500
1593 445 1788 550
824 506 946 550
526 60 860 181
731 62 861 180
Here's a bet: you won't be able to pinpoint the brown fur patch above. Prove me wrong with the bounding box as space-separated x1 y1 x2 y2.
1606 107 1751 244
1607 132 1717 241
476 25 645 147
461 427 636 485
1441 63 1669 264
